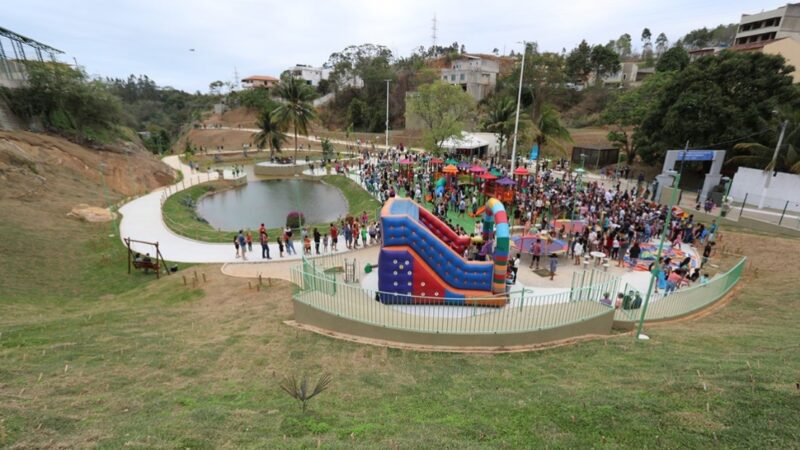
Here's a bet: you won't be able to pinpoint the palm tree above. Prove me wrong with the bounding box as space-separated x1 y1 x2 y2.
253 109 288 159
728 142 800 174
482 96 516 159
273 77 318 164
728 114 800 174
531 103 573 157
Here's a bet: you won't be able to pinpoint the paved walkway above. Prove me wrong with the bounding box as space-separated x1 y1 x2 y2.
117 155 353 264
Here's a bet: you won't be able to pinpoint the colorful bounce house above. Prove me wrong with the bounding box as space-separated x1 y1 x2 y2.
378 197 510 307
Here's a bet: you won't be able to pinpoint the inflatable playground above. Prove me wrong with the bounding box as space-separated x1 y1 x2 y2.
377 197 510 307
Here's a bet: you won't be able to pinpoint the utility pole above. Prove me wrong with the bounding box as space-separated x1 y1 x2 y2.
636 169 680 341
510 41 526 174
385 79 390 149
759 119 788 209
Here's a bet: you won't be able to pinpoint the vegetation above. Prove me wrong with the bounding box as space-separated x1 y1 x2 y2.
481 96 516 158
253 108 288 158
104 74 217 153
1 62 124 143
274 77 318 163
729 110 800 174
280 373 333 413
633 51 799 164
2 209 800 447
406 80 475 152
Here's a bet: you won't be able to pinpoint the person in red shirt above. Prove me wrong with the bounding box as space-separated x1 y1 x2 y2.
330 223 339 251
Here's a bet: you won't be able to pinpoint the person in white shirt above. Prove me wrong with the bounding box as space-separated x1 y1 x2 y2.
573 239 585 265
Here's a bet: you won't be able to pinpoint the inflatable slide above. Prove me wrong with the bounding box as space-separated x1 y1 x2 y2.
377 197 509 307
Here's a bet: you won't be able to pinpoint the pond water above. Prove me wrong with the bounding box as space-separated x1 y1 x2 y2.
196 178 348 230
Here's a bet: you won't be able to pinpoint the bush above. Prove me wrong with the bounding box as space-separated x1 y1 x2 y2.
286 211 305 229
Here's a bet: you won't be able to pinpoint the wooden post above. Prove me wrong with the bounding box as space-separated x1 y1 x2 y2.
202 273 207 283
248 281 252 290
182 275 187 285
125 238 131 275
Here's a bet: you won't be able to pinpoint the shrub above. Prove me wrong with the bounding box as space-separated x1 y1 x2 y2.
286 211 305 229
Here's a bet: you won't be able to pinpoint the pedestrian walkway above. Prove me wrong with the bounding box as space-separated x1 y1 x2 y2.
118 155 356 264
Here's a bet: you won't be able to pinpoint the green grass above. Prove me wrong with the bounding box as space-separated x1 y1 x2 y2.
161 175 381 243
2 231 799 447
3 169 800 447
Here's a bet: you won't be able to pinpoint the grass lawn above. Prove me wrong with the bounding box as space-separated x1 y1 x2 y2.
2 197 800 447
161 175 381 243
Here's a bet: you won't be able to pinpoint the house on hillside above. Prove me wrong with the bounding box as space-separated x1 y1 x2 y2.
590 61 654 88
729 36 800 82
440 54 499 102
734 3 800 46
241 75 279 89
288 64 363 89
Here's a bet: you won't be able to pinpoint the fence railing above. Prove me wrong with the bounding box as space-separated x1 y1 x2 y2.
291 255 621 335
614 257 746 323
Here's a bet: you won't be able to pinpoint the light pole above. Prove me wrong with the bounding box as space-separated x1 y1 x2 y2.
759 119 788 209
385 79 391 149
636 169 679 341
510 41 527 174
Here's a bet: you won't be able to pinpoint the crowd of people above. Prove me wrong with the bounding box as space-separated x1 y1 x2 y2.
231 211 382 260
349 146 719 294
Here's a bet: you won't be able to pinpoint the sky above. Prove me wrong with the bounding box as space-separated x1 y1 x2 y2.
4 0 782 92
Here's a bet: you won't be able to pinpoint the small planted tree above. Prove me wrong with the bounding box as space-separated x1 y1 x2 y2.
280 373 332 413
286 211 305 229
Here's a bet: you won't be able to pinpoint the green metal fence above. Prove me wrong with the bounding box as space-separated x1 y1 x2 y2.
291 255 622 335
614 257 747 323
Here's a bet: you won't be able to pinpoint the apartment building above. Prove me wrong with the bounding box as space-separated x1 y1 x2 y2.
734 3 800 45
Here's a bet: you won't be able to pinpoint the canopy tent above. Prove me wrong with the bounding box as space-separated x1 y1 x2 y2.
513 167 530 176
442 164 458 174
440 133 490 157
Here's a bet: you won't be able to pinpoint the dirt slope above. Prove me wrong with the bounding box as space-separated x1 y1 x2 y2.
0 131 174 210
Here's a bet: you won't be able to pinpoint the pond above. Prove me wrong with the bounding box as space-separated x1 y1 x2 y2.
196 178 349 230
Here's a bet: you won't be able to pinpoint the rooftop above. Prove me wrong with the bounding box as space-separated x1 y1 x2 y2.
242 75 278 82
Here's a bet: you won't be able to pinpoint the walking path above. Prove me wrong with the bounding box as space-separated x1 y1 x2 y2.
118 155 352 263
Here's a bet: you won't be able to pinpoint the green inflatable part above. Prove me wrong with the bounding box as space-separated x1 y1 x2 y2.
364 263 372 273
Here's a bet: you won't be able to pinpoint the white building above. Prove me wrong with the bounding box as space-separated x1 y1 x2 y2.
440 55 499 102
734 3 800 46
288 64 363 89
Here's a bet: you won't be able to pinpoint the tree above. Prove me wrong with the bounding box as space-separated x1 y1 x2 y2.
635 51 799 164
406 81 475 153
641 28 652 52
655 33 669 56
482 96 516 157
273 77 318 163
589 45 621 85
615 34 632 58
208 80 224 95
601 73 673 163
656 46 690 72
531 103 572 155
728 110 800 174
565 40 593 83
253 108 288 159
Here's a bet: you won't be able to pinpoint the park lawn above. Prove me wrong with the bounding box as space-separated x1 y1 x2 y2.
161 175 381 244
1 207 800 448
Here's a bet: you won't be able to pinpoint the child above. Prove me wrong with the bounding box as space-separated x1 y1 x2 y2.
304 235 312 255
549 253 558 281
277 236 284 258
360 225 368 247
245 231 253 252
323 234 329 253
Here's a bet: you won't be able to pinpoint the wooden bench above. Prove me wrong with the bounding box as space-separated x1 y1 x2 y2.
132 259 159 273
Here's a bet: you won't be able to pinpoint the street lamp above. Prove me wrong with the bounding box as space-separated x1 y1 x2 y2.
636 169 679 341
385 79 391 149
510 41 527 174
